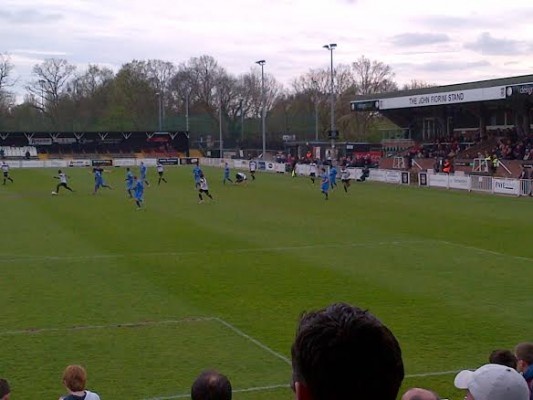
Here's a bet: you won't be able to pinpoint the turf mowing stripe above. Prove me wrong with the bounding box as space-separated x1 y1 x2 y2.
143 384 291 400
214 317 291 366
436 240 533 263
0 240 429 263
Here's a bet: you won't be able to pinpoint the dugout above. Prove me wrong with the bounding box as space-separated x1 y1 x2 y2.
350 74 533 140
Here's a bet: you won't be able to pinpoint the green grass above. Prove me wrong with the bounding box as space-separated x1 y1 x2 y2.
1 166 532 400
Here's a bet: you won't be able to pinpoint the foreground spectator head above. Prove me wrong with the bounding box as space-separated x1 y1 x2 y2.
454 363 529 400
63 365 87 392
401 387 439 400
61 365 100 400
191 370 232 400
489 349 518 369
291 303 404 400
515 342 533 373
0 379 10 400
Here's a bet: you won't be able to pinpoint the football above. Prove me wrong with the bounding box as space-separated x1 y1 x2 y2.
51 191 57 195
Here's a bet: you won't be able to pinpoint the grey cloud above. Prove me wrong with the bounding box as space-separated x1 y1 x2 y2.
464 32 530 55
0 9 63 24
415 15 477 29
393 60 490 73
391 32 450 47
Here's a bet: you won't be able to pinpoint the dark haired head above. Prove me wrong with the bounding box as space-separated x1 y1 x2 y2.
0 379 10 399
291 303 404 400
191 370 232 400
489 349 517 369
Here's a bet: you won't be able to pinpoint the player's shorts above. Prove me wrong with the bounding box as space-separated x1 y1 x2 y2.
3 172 8 177
310 172 316 177
342 179 350 183
158 171 163 176
321 184 329 192
127 183 133 190
134 191 143 201
59 182 67 188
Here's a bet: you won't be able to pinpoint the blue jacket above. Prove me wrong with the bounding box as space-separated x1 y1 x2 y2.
524 364 533 400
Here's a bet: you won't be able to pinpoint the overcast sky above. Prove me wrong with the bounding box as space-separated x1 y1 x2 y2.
2 0 533 99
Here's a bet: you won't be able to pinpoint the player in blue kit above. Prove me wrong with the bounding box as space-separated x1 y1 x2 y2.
193 162 202 188
329 165 338 189
133 176 145 209
139 162 150 186
93 167 112 194
125 167 134 198
320 168 329 200
223 162 233 184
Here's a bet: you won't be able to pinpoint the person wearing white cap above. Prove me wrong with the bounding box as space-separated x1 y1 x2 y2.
454 363 529 400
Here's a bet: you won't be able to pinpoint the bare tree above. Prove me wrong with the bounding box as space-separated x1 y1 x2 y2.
351 55 397 95
27 58 77 113
74 64 114 97
401 79 435 91
0 53 14 92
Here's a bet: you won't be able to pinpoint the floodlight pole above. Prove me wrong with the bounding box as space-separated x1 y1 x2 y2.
323 43 337 159
156 92 163 131
255 60 266 159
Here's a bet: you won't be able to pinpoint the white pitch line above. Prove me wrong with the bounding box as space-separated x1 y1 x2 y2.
0 317 215 336
214 317 292 366
143 384 291 400
406 369 463 378
436 240 533 263
0 240 428 264
142 370 467 400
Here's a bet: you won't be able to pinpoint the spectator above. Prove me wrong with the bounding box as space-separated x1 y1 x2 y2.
191 370 232 400
515 342 533 399
489 349 518 369
454 363 529 400
290 302 404 400
60 365 100 400
401 387 439 400
0 379 10 400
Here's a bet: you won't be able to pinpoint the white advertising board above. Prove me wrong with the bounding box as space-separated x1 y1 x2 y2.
429 173 449 188
113 158 137 167
45 159 68 168
449 175 471 190
68 159 92 167
384 170 402 184
492 178 520 195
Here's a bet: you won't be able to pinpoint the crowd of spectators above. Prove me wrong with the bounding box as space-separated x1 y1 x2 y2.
488 129 533 161
2 302 532 400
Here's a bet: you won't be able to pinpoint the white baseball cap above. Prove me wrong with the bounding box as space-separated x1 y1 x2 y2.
454 363 529 400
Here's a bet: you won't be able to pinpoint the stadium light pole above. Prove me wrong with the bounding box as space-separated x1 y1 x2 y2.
239 98 244 141
255 60 266 159
312 79 319 141
218 85 223 158
323 43 337 158
156 92 163 132
38 79 45 112
185 91 190 133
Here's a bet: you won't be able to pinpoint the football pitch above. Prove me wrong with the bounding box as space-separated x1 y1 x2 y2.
1 165 532 400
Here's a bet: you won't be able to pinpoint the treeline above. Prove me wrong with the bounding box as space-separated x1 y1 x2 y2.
0 53 432 147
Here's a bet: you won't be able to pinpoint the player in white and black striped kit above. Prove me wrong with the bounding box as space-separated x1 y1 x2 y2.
156 162 167 185
198 173 214 203
341 165 351 193
53 170 74 194
2 162 13 185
